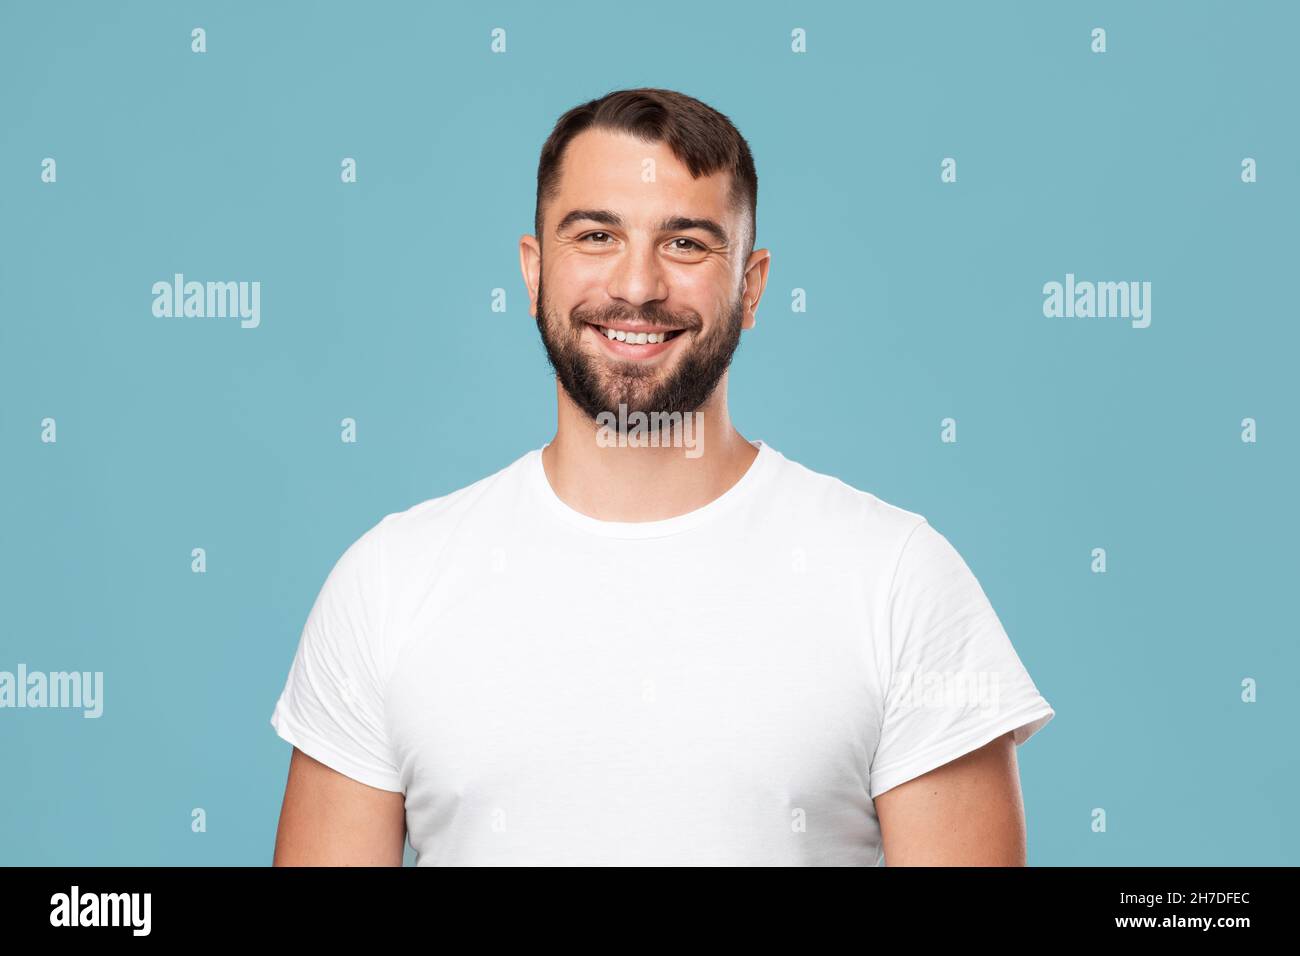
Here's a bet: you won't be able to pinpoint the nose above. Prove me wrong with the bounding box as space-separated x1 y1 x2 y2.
605 239 668 310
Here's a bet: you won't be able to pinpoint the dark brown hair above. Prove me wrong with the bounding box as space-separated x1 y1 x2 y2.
534 88 758 260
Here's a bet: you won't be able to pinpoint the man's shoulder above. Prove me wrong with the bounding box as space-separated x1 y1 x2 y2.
764 445 928 545
369 447 539 549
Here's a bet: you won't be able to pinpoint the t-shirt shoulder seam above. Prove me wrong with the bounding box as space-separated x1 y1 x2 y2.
373 515 415 755
366 513 415 776
884 518 931 664
869 517 931 767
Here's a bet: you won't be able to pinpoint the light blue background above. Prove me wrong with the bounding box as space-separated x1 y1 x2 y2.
1 0 1295 865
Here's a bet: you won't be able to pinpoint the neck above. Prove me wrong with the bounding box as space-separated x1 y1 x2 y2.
541 378 758 522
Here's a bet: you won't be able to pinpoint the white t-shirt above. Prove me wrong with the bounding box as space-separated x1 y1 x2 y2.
270 440 1054 865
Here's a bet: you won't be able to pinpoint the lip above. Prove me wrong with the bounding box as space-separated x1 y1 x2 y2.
585 321 688 360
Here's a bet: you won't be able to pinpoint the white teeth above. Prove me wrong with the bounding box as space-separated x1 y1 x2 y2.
600 327 675 345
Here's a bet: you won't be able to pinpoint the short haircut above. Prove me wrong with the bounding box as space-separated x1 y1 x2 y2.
534 87 758 261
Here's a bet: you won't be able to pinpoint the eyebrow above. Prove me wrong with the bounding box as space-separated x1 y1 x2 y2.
554 208 730 246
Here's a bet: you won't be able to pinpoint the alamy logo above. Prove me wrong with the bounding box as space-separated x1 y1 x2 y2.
1043 272 1151 328
888 669 1002 717
595 404 705 459
50 886 151 936
0 664 103 718
152 273 261 328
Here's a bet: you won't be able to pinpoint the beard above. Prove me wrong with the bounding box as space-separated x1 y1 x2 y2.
534 274 744 423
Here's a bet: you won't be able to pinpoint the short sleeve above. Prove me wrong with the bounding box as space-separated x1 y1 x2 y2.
869 519 1054 800
269 520 403 792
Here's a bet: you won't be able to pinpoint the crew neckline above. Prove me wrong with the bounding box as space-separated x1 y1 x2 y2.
527 439 776 539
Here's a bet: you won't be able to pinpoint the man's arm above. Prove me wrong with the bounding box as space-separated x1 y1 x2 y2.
873 731 1029 866
273 747 407 866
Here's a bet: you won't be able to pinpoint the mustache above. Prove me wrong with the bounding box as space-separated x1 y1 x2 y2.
570 304 703 331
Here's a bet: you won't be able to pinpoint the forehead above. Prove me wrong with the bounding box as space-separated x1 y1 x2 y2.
551 127 733 223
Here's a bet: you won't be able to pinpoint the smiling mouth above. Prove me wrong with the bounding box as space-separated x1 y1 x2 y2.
584 321 687 345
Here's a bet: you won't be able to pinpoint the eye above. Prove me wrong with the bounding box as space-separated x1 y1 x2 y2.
669 237 707 253
578 231 614 245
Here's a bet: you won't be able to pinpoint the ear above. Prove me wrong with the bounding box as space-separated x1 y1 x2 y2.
740 248 771 330
519 234 541 317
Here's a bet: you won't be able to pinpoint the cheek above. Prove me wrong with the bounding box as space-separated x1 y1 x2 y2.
674 264 735 311
552 249 608 287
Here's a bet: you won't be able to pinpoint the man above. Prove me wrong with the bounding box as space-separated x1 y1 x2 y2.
270 87 1055 866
